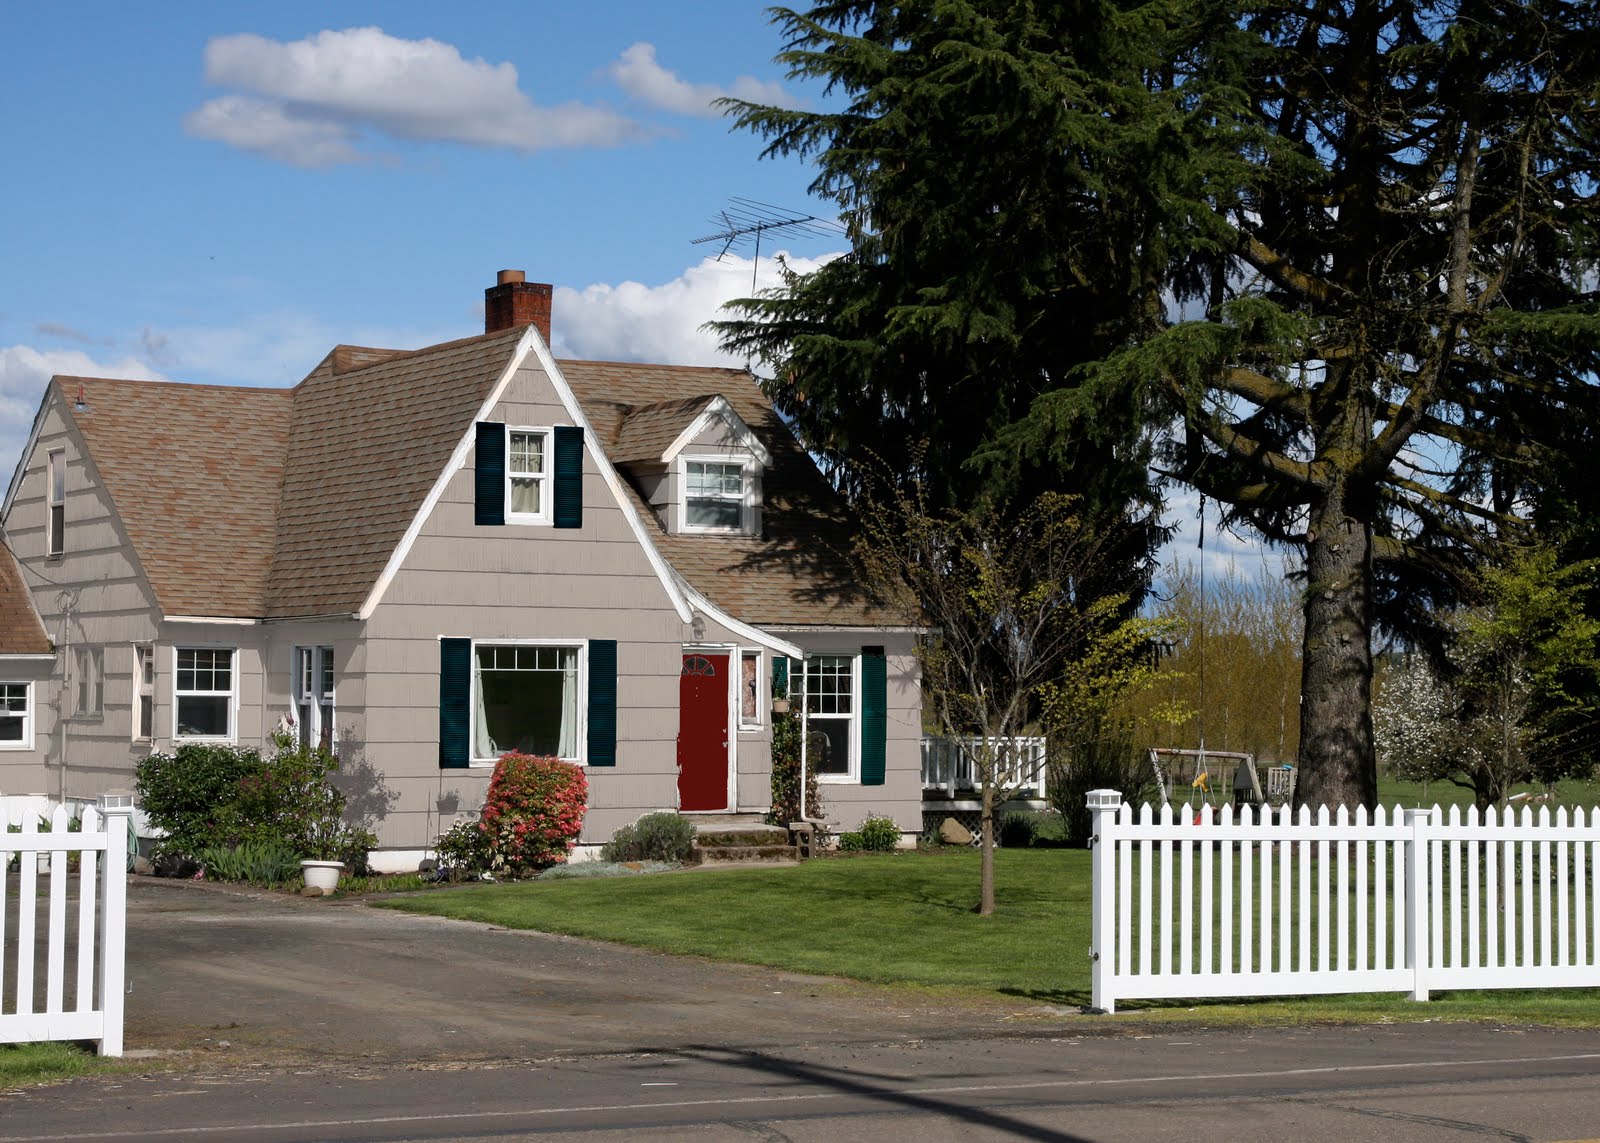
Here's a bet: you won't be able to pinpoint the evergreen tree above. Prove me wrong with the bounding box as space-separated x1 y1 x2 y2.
714 0 1199 603
1008 0 1600 807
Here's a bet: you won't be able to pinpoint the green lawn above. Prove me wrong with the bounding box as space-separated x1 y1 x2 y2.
1378 774 1600 812
379 848 1600 1026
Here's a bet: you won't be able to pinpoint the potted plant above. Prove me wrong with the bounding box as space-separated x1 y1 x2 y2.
293 764 374 893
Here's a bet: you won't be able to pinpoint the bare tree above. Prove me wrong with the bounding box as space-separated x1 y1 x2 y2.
857 488 1169 914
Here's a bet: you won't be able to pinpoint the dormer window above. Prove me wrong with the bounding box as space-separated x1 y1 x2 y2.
686 461 745 530
681 456 758 534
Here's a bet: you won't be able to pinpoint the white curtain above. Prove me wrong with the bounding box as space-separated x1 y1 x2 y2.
558 654 578 759
472 661 498 760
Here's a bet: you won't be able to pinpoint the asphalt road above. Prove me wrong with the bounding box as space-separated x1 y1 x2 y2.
3 877 1599 1142
5 1025 1600 1141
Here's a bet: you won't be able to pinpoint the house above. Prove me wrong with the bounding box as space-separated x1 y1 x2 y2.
0 271 923 868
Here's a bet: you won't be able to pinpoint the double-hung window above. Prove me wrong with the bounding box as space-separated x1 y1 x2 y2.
47 449 65 557
75 646 103 717
294 646 335 751
474 421 582 528
800 654 856 779
788 649 887 787
0 683 31 749
472 642 582 763
684 460 746 531
175 647 235 741
133 646 154 741
507 429 548 522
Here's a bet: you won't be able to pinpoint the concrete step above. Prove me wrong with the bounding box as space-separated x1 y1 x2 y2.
693 826 791 847
691 843 799 865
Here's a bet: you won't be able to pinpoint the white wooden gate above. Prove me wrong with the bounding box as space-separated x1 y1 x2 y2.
1 805 130 1055
1087 790 1600 1014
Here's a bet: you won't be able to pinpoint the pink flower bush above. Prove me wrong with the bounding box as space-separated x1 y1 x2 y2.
477 753 588 873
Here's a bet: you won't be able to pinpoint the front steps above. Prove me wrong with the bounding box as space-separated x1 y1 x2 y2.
689 814 798 865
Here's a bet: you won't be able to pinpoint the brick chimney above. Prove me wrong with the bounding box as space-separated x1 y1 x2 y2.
484 269 552 343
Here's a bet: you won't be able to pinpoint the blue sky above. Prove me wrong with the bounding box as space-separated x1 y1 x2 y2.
1 1 1273 578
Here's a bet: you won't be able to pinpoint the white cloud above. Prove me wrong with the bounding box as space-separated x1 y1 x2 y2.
184 94 364 168
0 346 168 478
552 252 839 365
186 27 643 166
1156 485 1289 587
607 42 794 118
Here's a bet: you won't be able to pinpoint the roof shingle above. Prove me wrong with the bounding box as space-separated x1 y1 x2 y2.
34 334 895 629
0 538 51 655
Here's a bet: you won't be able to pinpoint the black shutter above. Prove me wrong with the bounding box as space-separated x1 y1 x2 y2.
771 655 789 698
860 646 887 786
474 422 505 526
553 425 583 529
587 639 617 766
439 638 472 768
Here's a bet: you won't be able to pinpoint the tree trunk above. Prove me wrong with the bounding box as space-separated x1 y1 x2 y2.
1297 482 1379 810
978 778 995 916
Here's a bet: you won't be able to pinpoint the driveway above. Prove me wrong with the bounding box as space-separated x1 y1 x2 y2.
124 876 1018 1064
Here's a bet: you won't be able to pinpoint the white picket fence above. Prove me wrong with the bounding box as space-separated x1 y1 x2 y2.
1087 790 1600 1014
1 804 130 1055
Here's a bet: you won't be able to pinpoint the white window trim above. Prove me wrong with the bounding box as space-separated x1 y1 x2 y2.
679 453 758 535
133 644 154 742
46 448 65 557
738 647 763 731
469 638 588 767
800 652 861 784
505 425 553 526
0 681 33 751
173 645 239 744
292 645 336 752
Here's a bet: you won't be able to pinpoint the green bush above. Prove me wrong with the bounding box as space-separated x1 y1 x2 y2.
196 840 302 883
998 812 1038 848
839 814 900 853
435 820 493 878
136 744 264 857
136 740 374 870
602 811 696 863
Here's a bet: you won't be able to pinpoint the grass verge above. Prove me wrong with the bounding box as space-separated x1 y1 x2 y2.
377 848 1600 1027
0 1042 106 1090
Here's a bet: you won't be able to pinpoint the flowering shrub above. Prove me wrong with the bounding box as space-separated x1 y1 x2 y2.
477 753 588 874
434 820 493 879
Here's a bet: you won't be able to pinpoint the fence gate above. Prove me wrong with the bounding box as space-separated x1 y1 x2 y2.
1 805 130 1055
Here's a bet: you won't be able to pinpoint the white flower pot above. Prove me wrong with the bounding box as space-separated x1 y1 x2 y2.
300 859 344 892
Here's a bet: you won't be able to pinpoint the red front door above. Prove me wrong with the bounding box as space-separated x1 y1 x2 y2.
678 654 729 811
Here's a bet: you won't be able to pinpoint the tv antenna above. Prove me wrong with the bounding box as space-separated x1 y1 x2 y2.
693 197 842 291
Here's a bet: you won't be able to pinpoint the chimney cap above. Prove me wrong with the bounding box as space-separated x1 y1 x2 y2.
496 269 526 286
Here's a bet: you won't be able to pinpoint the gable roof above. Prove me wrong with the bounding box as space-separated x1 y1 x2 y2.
610 396 717 464
18 330 896 630
0 538 51 655
266 326 527 617
61 377 294 618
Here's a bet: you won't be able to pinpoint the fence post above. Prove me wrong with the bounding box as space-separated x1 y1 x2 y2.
1404 807 1432 1002
97 806 131 1056
1088 789 1124 1014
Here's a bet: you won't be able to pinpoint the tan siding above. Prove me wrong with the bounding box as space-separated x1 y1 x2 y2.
3 396 166 795
790 632 923 834
355 361 731 851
